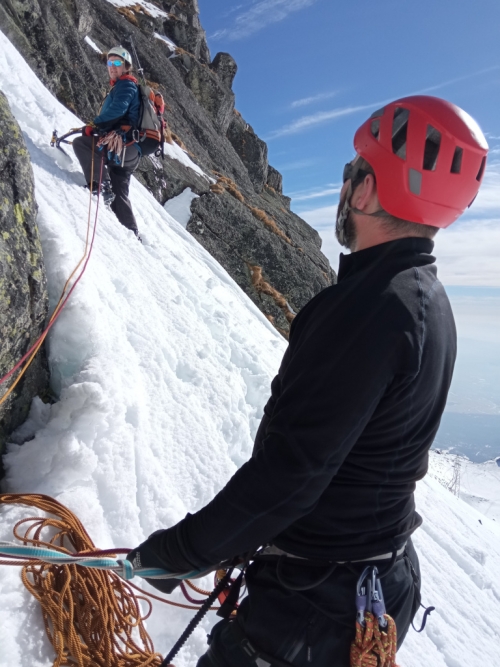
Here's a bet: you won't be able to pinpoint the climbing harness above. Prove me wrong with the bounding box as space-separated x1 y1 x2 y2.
0 494 241 667
350 566 399 667
0 139 103 408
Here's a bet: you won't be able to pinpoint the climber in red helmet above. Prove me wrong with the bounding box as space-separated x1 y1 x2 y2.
128 96 488 666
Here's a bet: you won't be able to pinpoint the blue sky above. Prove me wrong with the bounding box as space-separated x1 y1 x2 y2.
198 0 500 284
198 0 499 459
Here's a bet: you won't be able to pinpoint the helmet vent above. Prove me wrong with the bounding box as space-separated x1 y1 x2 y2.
370 108 385 119
392 108 409 159
409 169 422 195
371 119 380 140
476 156 486 181
450 147 463 174
423 125 441 171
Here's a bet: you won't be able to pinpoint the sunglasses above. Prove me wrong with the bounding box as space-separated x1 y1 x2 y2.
343 162 371 185
107 59 124 67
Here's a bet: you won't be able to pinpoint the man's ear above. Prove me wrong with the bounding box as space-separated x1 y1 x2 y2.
352 174 377 211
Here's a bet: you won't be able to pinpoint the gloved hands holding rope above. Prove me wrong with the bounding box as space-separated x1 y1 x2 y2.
127 530 183 594
97 130 124 158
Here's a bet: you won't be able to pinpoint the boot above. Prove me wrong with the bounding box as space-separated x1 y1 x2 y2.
101 180 116 207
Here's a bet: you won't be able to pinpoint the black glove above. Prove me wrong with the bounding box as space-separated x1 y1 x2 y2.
127 530 183 594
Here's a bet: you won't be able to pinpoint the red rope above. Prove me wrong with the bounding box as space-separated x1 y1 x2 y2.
0 157 104 388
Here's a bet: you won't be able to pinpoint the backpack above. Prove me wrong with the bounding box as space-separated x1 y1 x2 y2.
134 85 166 156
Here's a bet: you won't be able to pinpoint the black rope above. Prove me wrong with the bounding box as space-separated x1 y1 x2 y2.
160 567 235 667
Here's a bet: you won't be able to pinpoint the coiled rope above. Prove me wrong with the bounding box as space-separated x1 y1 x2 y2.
0 494 220 666
350 612 399 667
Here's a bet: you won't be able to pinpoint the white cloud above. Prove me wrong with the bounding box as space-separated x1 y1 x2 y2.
211 0 318 41
266 103 380 139
291 91 339 108
290 186 341 201
269 66 500 140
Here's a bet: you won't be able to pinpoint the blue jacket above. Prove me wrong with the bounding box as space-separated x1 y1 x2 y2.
94 76 141 131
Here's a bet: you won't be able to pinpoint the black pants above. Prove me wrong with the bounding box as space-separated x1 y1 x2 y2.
197 541 421 667
73 135 140 233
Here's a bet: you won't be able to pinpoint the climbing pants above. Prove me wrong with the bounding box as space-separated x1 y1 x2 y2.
73 135 140 234
197 540 421 667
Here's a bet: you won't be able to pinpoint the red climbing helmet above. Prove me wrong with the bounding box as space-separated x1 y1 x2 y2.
353 96 488 227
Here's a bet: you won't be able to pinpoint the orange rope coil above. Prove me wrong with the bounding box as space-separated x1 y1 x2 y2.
350 612 399 667
0 494 217 666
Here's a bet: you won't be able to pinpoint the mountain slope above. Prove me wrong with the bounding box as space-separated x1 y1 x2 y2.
0 31 499 667
0 0 335 335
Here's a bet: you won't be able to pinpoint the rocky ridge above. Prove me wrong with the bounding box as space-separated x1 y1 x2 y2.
0 0 335 334
0 91 49 466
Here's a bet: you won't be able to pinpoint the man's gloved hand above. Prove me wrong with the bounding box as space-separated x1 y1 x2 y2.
83 124 96 137
127 530 183 595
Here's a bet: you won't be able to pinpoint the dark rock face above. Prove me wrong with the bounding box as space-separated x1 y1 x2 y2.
227 112 269 193
0 0 106 120
170 51 235 133
267 166 283 195
0 91 49 463
210 52 237 89
161 0 211 63
0 0 336 340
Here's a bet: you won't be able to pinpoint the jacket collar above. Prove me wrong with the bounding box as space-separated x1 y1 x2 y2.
337 237 435 283
110 74 138 87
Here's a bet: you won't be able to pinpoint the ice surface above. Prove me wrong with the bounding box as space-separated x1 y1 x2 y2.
0 29 499 667
164 188 199 228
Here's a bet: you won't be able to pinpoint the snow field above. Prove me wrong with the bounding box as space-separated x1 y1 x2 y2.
0 30 285 667
0 29 499 667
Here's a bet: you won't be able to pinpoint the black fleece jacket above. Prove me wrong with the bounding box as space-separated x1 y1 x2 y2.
159 238 457 570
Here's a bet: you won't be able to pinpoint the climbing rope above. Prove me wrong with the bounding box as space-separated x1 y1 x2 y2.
0 494 223 667
0 138 102 407
350 612 399 667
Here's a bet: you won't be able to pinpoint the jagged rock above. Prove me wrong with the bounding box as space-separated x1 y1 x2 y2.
227 112 268 193
210 52 237 89
0 0 105 119
136 151 211 202
0 91 49 466
266 165 283 194
161 0 210 63
187 190 334 333
170 53 235 133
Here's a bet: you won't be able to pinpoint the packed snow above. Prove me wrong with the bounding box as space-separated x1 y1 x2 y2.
84 35 102 54
1 30 500 667
164 188 200 228
105 0 169 20
428 451 500 523
155 32 177 52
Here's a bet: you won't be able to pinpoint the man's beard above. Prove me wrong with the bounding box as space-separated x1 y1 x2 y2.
335 194 357 251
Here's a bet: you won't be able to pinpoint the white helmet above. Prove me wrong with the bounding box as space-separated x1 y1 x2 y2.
107 46 133 65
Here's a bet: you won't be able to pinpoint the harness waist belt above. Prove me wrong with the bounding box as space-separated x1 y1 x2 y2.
261 543 407 563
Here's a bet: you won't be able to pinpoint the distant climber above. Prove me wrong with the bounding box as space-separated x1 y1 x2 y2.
72 46 141 238
127 97 488 665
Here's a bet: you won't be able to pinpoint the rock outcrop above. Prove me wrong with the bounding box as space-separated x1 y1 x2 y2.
0 0 336 340
0 91 49 466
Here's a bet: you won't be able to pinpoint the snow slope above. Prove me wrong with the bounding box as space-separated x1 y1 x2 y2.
428 451 500 523
0 31 499 667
